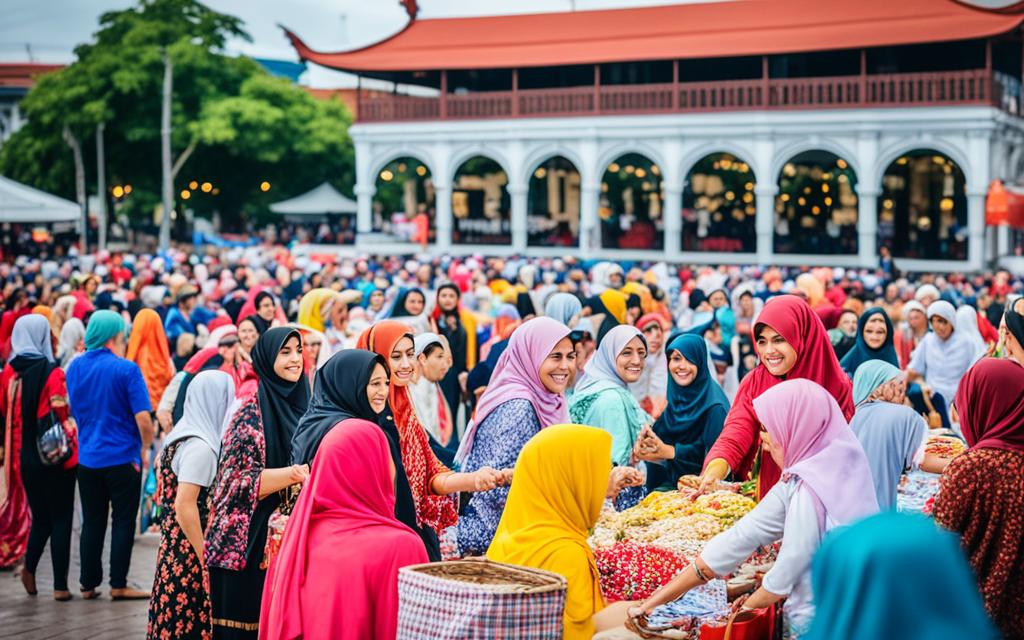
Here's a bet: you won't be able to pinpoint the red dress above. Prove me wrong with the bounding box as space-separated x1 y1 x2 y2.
0 364 70 567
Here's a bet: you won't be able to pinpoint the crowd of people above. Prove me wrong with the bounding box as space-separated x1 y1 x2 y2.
0 246 1022 639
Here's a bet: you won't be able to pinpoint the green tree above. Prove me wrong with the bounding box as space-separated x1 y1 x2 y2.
0 0 354 233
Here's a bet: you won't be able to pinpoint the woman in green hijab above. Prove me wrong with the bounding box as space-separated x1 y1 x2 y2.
805 512 996 640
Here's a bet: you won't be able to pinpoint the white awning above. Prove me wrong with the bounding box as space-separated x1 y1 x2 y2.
269 182 357 215
0 174 80 223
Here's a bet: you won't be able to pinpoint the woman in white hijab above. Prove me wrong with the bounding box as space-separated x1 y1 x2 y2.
955 306 990 360
57 318 86 369
148 370 235 638
907 301 984 404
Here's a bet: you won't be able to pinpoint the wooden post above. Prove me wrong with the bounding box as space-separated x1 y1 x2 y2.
512 68 519 117
440 70 448 119
761 55 770 108
672 59 680 110
594 64 601 114
859 49 867 106
985 38 993 103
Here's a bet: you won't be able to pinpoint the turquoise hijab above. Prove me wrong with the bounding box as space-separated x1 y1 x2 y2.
84 309 126 351
654 334 729 441
806 512 996 640
851 360 902 406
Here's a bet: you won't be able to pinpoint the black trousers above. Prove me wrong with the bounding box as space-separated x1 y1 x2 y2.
77 463 141 590
22 463 76 591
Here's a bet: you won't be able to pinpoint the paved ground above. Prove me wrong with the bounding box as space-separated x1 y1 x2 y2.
0 531 158 639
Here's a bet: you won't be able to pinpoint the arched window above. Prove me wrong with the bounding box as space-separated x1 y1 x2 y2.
774 150 858 255
452 156 511 245
682 152 756 253
599 153 664 250
879 150 968 261
527 156 580 247
372 156 434 243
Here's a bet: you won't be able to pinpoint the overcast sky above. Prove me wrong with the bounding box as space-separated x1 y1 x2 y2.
0 0 697 87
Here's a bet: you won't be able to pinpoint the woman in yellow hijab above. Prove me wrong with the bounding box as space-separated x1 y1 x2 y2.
488 424 636 639
297 288 340 333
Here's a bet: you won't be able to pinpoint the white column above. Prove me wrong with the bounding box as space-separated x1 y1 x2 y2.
353 139 373 235
967 189 986 271
662 183 683 257
755 185 777 266
857 188 880 268
354 183 374 234
579 181 600 258
432 143 453 251
509 182 528 253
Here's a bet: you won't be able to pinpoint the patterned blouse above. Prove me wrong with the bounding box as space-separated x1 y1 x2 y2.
204 396 265 571
457 399 541 555
393 386 458 534
933 447 1024 640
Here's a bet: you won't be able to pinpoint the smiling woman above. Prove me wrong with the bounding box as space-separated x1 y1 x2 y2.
569 324 652 510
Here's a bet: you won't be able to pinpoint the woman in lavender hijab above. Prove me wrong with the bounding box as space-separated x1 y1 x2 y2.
455 317 574 555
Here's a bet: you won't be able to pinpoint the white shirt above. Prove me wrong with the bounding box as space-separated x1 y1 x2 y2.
700 479 836 627
170 437 218 487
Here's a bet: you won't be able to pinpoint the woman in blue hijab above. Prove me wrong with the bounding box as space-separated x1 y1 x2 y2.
633 334 730 490
806 512 996 640
839 307 898 377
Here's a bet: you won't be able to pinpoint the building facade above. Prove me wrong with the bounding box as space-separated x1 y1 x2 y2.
288 0 1024 271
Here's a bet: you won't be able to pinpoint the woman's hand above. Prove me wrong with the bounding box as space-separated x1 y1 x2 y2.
472 466 503 492
633 426 673 462
606 467 644 499
288 464 310 486
499 468 514 485
693 459 729 500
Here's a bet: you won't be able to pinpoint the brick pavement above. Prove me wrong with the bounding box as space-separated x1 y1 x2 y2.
0 531 158 639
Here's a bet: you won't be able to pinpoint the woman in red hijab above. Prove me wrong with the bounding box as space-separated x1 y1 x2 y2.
261 420 427 640
933 358 1024 640
699 295 853 498
357 321 506 560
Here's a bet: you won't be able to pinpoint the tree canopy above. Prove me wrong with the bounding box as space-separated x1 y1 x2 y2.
0 0 354 231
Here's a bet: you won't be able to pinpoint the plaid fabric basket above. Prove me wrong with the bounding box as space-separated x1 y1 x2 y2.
397 559 567 639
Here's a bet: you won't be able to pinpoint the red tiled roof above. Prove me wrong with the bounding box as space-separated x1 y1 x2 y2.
0 63 63 89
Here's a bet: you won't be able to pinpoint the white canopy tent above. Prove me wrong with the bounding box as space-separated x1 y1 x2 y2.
268 182 357 216
0 174 80 223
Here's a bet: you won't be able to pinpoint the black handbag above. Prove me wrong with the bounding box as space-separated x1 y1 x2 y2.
36 410 74 467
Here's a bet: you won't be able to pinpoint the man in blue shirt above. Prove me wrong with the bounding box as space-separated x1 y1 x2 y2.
66 310 155 600
163 285 199 344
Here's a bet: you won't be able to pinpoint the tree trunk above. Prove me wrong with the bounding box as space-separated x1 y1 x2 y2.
63 125 87 253
159 50 173 250
95 122 107 252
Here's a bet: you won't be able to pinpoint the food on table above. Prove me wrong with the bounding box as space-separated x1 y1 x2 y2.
925 435 966 458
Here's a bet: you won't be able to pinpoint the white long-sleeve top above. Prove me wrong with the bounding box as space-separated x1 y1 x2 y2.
699 479 836 628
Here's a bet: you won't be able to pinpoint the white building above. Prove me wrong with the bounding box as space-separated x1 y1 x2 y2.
287 0 1024 271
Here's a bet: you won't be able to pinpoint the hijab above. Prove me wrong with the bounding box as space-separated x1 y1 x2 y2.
487 425 611 640
753 378 878 530
545 292 582 326
9 313 53 363
387 288 425 318
795 273 827 307
291 349 387 465
252 327 310 469
57 318 85 367
955 305 988 360
261 421 428 640
850 395 925 510
852 360 903 406
914 301 982 399
163 370 235 459
655 334 730 441
455 317 570 466
297 288 340 333
806 512 995 640
955 358 1024 452
83 309 125 351
1004 307 1024 347
839 307 899 376
574 325 645 395
126 308 174 409
515 291 537 319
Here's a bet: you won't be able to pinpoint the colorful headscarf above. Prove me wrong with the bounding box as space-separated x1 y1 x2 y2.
955 358 1024 452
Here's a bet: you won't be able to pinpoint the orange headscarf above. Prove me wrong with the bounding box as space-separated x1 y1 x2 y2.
127 308 175 409
357 321 457 533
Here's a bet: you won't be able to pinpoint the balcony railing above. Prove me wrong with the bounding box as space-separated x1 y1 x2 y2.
358 69 1007 123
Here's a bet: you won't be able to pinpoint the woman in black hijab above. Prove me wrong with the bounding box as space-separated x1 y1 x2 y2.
290 350 432 556
206 327 311 639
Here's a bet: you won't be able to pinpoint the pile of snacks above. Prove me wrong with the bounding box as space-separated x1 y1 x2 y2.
897 469 941 514
634 579 730 639
925 435 966 458
594 542 689 601
692 493 758 527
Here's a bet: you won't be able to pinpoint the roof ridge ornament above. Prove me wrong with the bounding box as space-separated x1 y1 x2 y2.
401 0 419 20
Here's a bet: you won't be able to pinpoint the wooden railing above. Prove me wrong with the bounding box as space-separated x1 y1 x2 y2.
357 69 1001 123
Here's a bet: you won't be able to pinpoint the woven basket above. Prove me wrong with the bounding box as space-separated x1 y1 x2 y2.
397 559 567 639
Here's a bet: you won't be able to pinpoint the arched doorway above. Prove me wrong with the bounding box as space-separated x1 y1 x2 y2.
527 156 580 247
373 156 435 243
599 153 664 250
682 152 756 253
774 150 858 255
879 150 968 261
452 156 511 245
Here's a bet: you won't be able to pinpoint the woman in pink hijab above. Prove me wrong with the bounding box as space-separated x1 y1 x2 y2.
260 420 427 640
630 379 877 638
